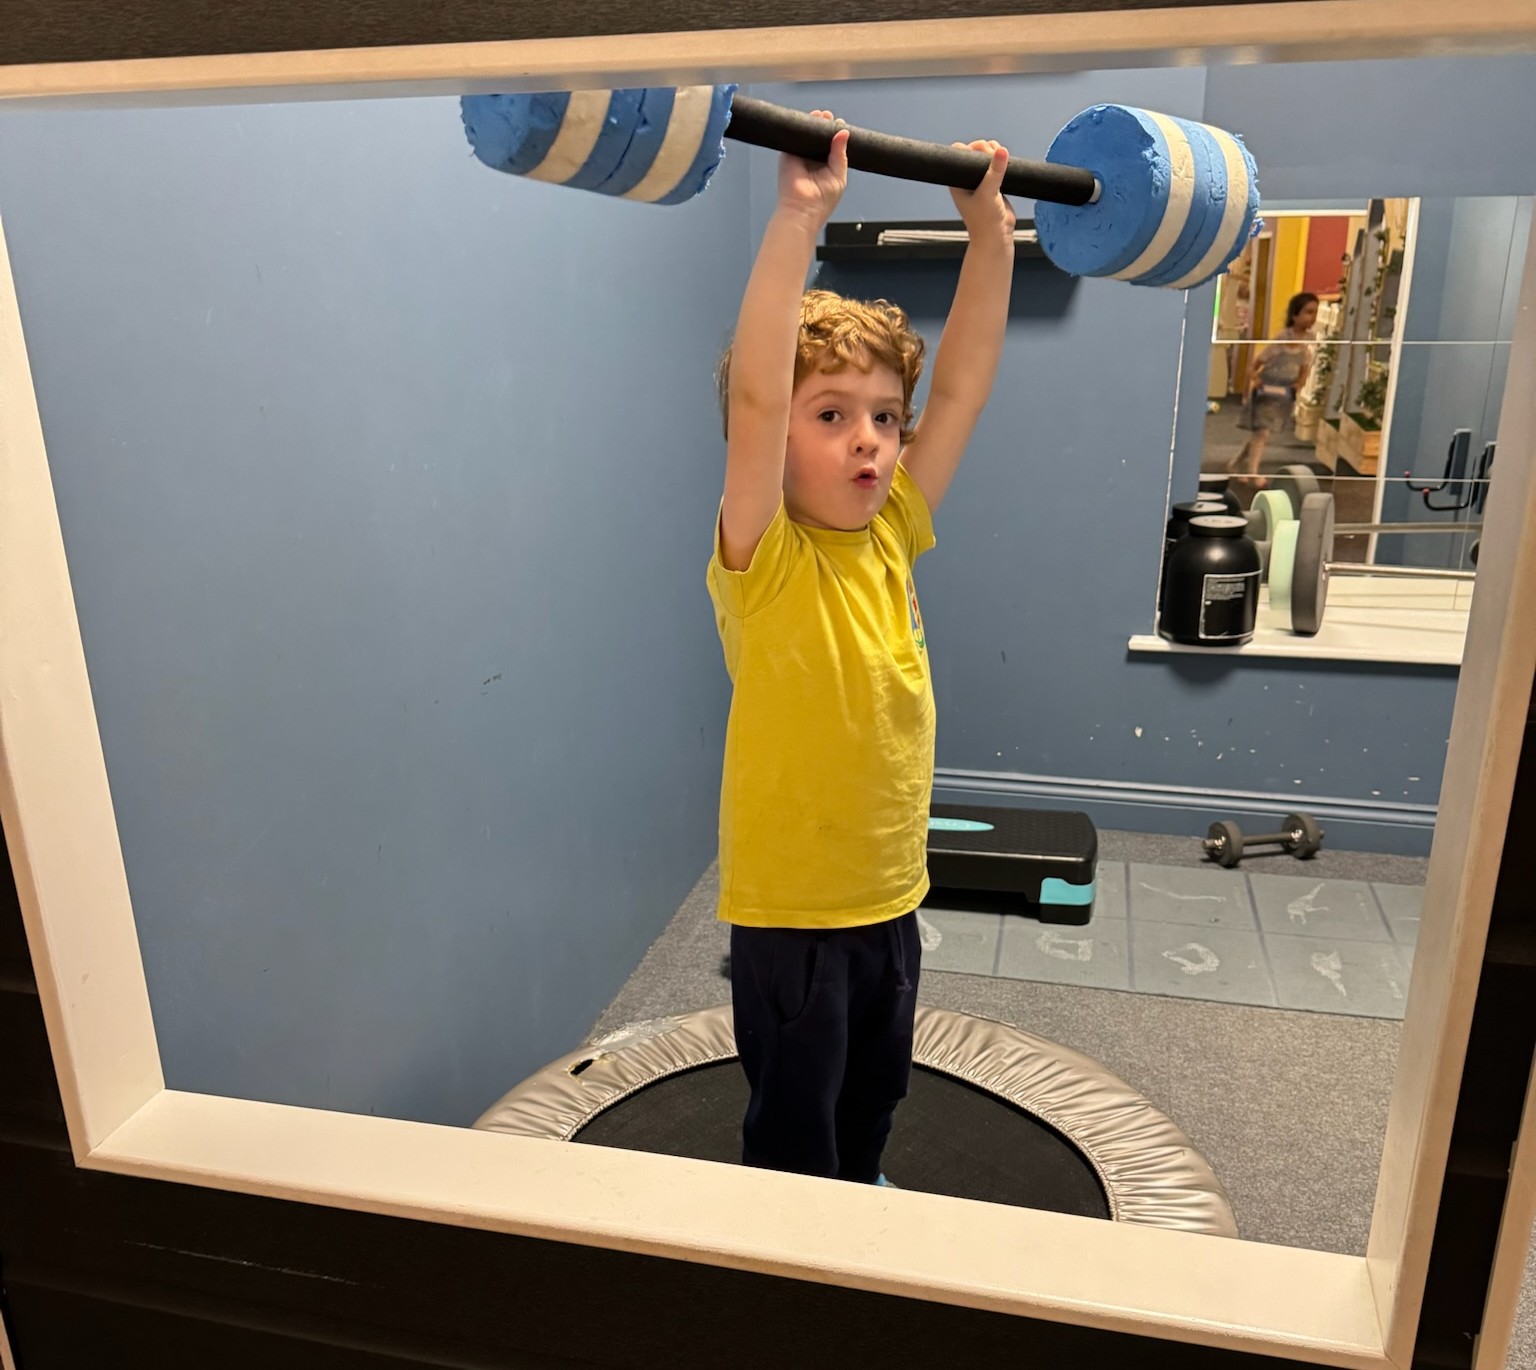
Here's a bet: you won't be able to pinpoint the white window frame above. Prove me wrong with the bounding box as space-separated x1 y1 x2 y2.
3 6 1536 1367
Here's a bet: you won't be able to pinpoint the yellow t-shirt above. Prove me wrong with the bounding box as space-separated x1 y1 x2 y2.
707 463 937 929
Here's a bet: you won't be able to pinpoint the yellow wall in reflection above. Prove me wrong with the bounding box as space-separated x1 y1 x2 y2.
1266 216 1309 335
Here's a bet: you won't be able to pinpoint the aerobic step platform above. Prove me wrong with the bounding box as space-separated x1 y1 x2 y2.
926 804 1100 926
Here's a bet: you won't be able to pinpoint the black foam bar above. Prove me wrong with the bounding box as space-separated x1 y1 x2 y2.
724 94 1099 207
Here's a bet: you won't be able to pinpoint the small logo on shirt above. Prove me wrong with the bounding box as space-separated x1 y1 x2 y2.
907 576 926 651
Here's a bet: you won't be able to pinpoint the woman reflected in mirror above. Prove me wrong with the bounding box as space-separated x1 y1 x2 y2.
1226 291 1319 485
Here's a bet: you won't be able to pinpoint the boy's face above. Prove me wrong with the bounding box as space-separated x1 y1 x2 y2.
783 361 906 531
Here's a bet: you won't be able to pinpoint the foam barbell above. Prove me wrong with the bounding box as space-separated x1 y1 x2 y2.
459 87 1260 290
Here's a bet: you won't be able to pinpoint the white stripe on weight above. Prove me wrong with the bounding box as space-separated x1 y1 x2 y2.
526 90 612 184
1166 126 1253 290
624 86 715 202
1110 110 1195 283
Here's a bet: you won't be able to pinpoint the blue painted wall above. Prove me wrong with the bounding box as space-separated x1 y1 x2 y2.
0 97 747 1125
1202 56 1536 202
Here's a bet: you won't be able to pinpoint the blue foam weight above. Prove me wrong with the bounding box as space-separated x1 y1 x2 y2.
1034 105 1260 289
460 86 737 204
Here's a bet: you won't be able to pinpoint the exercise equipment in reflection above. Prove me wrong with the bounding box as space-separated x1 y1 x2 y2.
1166 467 1482 642
1405 427 1494 513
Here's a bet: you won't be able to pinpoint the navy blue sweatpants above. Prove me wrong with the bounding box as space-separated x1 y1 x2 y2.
729 911 921 1183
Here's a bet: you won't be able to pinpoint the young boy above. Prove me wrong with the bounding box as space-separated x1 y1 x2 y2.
708 111 1015 1185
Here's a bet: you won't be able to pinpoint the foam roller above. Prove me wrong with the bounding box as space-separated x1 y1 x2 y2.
460 87 1259 289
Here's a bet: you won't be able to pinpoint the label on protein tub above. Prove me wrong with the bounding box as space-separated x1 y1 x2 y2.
1197 571 1260 641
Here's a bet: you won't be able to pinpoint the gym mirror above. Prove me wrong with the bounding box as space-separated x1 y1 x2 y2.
1 34 1532 1370
1167 194 1528 661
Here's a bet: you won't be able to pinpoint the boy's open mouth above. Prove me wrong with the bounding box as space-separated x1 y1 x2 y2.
854 467 878 488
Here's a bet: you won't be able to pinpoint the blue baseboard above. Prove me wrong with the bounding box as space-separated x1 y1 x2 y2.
932 768 1437 857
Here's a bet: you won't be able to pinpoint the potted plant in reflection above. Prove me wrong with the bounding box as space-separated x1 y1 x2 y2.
1340 365 1387 474
1305 331 1338 455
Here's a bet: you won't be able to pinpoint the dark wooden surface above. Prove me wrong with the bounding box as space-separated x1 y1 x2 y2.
0 0 1303 68
0 1138 1348 1370
1413 704 1536 1369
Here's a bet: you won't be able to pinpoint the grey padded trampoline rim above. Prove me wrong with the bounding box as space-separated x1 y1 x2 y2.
473 1004 1238 1239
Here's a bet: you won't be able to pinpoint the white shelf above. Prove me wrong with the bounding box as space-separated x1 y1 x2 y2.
1130 575 1473 666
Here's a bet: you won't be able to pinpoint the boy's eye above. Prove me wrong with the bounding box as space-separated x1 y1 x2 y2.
818 410 840 422
877 412 898 425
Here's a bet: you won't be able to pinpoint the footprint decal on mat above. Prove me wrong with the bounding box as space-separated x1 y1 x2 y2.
1311 949 1348 997
1288 883 1328 925
1382 959 1406 1001
1037 931 1093 963
1139 883 1226 903
916 911 943 952
1163 943 1220 976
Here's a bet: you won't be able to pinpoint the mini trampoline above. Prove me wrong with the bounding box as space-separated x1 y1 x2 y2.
475 1005 1237 1237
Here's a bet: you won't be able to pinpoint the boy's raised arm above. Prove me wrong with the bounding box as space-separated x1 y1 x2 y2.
901 141 1016 516
719 116 849 572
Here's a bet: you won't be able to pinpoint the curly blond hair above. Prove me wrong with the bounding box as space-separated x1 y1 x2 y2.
717 289 927 445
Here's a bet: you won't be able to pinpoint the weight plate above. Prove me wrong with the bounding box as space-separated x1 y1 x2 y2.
1291 492 1335 636
1207 820 1244 868
1286 811 1324 859
1249 490 1293 583
1249 489 1293 539
1275 464 1322 511
1269 518 1300 620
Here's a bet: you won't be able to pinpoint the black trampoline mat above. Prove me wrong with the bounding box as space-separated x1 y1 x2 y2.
573 1061 1110 1218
